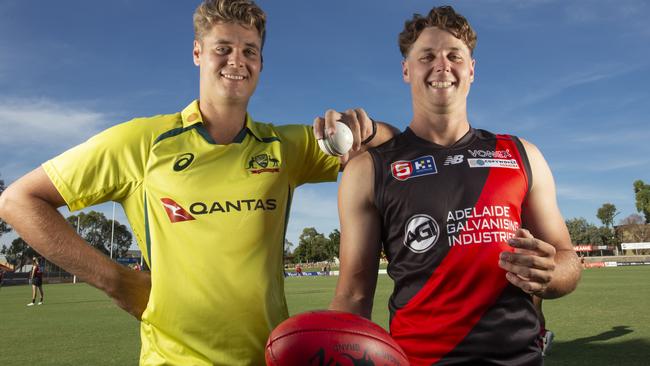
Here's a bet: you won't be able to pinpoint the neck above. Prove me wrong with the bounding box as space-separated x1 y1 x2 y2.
198 97 248 144
409 105 471 146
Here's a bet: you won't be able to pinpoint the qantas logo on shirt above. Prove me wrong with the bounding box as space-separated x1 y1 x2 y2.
391 155 437 181
247 153 280 174
160 198 195 223
404 214 440 253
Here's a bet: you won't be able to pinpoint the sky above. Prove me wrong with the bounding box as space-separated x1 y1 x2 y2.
1 0 649 252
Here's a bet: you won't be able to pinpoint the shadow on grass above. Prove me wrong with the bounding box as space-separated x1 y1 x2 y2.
546 326 650 366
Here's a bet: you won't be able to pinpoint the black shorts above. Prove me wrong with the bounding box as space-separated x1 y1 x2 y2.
32 277 42 287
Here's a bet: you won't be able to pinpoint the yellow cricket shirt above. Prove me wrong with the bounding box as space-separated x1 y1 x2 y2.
43 100 340 365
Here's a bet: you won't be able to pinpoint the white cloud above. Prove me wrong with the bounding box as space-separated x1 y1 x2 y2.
557 184 627 201
0 98 109 182
0 98 105 145
516 66 635 108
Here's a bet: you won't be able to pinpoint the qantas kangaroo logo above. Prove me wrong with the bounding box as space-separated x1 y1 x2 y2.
160 198 195 223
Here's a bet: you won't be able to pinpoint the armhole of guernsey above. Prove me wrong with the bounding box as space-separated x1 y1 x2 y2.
511 135 533 197
368 149 384 212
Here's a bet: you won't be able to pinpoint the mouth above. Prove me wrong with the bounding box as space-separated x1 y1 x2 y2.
221 72 247 81
428 80 455 89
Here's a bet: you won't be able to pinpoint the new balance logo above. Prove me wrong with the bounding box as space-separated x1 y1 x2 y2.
444 155 464 166
160 198 195 223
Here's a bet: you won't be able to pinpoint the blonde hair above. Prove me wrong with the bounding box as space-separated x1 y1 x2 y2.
399 5 477 57
193 0 266 46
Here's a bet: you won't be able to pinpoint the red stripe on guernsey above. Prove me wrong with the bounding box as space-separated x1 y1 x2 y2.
390 137 524 366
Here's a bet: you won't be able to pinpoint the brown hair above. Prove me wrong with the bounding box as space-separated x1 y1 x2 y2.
398 5 477 57
193 0 266 47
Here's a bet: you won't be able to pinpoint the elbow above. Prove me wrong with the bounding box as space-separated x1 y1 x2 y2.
0 185 18 223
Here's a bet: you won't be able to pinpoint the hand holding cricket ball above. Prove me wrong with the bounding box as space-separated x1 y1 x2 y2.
318 121 354 156
313 108 377 157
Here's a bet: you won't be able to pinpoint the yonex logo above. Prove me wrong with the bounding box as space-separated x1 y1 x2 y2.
444 155 464 166
173 153 195 172
160 198 195 223
391 155 437 181
404 214 440 253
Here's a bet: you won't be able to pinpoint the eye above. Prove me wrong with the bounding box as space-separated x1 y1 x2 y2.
448 54 463 62
215 46 230 55
419 54 434 62
244 48 258 57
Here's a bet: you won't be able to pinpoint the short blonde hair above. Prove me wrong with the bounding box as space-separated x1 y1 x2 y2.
193 0 266 46
399 6 477 57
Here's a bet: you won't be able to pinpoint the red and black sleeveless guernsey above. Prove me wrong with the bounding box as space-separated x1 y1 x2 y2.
369 127 541 366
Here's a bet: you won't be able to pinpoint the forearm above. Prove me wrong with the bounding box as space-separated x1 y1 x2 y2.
543 249 582 299
0 192 125 296
364 121 400 149
329 288 374 319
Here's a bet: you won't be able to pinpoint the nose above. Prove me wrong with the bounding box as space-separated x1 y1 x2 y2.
433 55 450 73
228 51 244 68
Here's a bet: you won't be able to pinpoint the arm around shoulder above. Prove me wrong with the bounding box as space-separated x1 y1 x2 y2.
520 139 581 298
329 152 383 319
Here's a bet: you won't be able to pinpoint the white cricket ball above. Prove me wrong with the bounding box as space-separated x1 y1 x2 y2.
318 121 353 156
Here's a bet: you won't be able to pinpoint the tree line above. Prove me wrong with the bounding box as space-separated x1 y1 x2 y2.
2 174 650 268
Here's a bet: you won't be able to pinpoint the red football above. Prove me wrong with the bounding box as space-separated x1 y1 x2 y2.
265 310 409 366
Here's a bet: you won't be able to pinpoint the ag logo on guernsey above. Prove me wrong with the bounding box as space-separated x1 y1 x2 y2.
404 214 440 253
391 155 437 181
160 198 195 223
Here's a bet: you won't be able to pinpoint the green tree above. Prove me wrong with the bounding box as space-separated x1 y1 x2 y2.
284 239 294 257
293 227 331 263
596 203 618 229
0 176 11 238
66 210 132 258
0 237 35 271
633 180 650 223
565 218 602 245
327 229 341 260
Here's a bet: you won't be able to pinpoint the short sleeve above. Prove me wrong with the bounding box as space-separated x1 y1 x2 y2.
276 124 340 187
42 117 158 211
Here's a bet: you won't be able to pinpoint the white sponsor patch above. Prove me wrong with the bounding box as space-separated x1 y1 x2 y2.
403 214 440 253
467 158 519 169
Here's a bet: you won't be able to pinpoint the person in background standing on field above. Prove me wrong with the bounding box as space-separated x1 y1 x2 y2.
27 256 44 306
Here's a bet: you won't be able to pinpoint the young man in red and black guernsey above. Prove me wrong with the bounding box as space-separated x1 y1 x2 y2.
329 6 581 365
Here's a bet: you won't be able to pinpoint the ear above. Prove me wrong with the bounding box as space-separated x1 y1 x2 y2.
401 59 410 84
193 40 202 67
470 58 476 83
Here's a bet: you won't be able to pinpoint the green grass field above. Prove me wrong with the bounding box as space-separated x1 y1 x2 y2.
1 266 649 365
